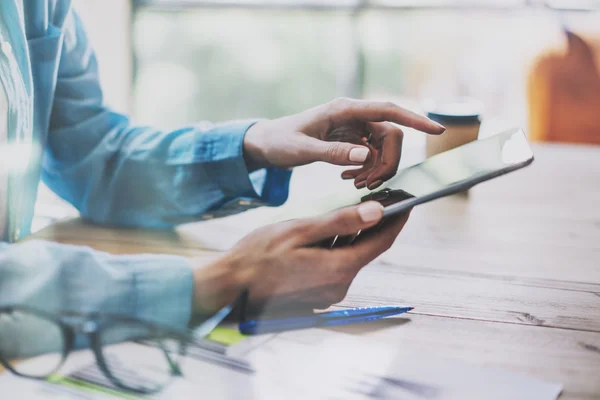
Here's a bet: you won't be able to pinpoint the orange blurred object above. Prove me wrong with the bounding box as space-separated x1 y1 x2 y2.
527 30 600 145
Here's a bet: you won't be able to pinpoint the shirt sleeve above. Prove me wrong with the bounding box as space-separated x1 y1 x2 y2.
42 8 292 229
0 240 193 330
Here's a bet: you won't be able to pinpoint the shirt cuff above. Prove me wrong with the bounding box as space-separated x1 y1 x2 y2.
113 253 194 329
203 121 292 209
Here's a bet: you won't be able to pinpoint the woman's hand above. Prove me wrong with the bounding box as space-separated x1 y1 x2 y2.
243 97 445 190
191 201 410 314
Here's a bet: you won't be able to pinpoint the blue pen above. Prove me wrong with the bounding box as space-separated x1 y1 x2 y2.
238 306 413 335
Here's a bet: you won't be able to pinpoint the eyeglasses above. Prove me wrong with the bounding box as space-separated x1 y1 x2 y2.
0 305 195 394
0 291 249 394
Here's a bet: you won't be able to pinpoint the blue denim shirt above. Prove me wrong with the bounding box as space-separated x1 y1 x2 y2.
0 1 291 329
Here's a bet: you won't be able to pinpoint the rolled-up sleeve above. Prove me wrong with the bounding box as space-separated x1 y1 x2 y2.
42 8 292 229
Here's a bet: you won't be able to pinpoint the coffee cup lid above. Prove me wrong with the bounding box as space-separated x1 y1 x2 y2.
425 98 482 124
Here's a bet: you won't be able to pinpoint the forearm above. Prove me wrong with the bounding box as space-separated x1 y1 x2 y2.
44 117 281 227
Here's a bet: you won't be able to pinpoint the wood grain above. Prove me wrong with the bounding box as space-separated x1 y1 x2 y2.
341 260 600 332
22 143 600 399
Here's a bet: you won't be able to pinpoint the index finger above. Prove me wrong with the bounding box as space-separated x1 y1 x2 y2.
328 98 446 135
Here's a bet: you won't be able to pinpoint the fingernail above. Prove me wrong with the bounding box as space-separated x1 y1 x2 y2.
358 202 384 223
355 180 366 189
349 147 369 163
431 120 446 133
368 180 383 190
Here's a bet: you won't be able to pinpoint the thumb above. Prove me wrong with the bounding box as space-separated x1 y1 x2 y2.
302 136 370 166
292 201 384 245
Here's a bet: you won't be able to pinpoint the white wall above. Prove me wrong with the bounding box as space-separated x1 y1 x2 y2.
71 0 133 113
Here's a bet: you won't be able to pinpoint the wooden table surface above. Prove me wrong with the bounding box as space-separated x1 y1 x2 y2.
23 143 600 399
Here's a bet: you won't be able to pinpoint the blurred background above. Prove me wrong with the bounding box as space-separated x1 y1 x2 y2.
34 0 600 230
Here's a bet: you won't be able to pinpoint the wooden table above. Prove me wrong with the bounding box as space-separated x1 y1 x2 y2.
23 143 600 399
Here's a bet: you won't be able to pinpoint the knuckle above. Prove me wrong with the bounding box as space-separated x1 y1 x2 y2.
387 125 404 139
384 101 397 109
333 96 352 106
252 224 275 240
333 214 358 233
380 170 397 181
288 221 310 239
325 143 345 162
330 97 353 112
278 219 300 234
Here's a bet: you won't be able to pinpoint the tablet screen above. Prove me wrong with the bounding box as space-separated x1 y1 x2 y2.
371 127 533 200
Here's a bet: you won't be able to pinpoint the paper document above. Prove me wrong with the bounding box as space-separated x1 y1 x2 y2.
229 329 563 400
0 328 562 399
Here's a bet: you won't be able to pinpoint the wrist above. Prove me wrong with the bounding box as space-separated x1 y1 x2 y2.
191 253 250 314
243 120 270 172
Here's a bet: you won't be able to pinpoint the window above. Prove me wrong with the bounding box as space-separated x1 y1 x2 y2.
132 0 599 135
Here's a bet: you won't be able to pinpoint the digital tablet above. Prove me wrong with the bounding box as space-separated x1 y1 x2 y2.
291 128 535 247
369 127 534 218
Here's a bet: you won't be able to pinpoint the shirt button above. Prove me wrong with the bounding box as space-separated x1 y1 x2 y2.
1 41 12 55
